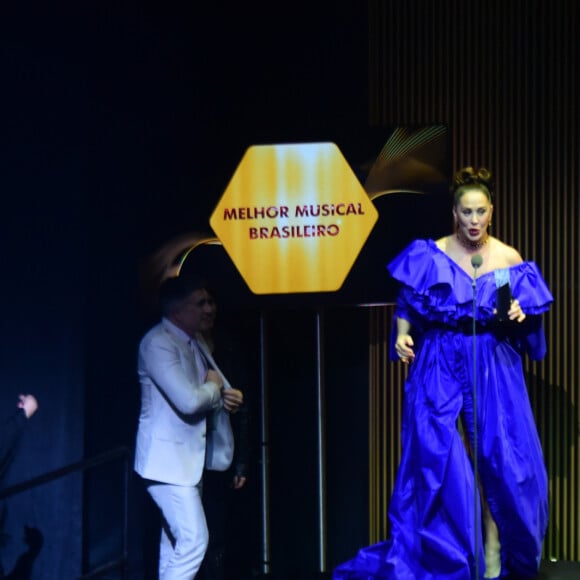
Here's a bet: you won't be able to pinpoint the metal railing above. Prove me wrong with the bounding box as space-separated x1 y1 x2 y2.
0 446 132 579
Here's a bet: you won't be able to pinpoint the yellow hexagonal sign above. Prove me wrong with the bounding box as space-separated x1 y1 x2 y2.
210 142 378 294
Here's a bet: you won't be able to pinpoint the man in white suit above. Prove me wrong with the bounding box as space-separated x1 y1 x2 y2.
134 275 244 579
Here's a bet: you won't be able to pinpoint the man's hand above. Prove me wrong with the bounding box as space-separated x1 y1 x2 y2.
222 388 244 413
205 369 224 390
18 394 39 419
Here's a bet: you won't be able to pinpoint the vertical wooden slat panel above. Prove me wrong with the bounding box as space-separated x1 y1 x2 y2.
367 0 580 561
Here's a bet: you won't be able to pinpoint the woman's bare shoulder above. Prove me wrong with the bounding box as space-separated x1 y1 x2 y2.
491 237 523 265
435 235 452 252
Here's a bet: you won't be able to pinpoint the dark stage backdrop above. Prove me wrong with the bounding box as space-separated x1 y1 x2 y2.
0 8 86 573
0 202 85 579
2 1 373 578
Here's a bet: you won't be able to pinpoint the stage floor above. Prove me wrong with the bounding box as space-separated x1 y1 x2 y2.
537 560 580 579
257 561 580 579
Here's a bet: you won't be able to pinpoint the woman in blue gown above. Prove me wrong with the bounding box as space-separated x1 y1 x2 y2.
334 167 553 580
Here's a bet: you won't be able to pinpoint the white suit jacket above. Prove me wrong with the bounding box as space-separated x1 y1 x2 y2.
134 318 234 486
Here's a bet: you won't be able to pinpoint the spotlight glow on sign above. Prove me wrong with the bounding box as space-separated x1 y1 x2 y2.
210 142 378 294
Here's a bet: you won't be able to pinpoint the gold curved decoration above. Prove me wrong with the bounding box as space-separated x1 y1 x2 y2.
175 236 222 277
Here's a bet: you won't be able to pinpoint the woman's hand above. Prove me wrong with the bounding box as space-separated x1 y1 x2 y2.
395 334 415 364
508 299 526 323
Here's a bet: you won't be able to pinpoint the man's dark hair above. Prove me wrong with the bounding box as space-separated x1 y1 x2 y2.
159 274 211 316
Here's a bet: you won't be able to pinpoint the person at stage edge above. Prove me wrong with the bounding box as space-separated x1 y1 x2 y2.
333 166 553 580
1 394 39 485
134 275 244 579
1 394 39 579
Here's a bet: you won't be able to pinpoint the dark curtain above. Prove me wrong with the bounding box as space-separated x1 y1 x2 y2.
0 3 87 577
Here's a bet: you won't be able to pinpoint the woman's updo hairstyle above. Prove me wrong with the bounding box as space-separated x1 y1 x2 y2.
450 166 494 205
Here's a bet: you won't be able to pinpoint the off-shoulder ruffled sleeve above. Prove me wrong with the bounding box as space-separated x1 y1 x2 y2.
386 239 553 360
387 239 479 326
508 262 553 359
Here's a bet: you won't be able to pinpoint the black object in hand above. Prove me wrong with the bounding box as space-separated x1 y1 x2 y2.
496 283 512 321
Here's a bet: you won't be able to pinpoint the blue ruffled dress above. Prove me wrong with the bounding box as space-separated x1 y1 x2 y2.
333 239 554 580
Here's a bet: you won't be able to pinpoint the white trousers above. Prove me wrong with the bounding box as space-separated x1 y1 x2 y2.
147 482 208 580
